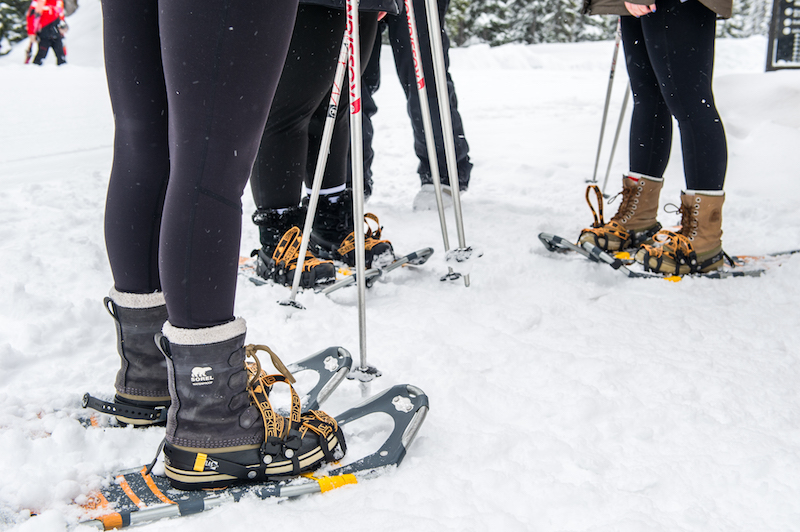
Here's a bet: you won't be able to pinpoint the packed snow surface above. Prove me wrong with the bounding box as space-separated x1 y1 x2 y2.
1 1 799 530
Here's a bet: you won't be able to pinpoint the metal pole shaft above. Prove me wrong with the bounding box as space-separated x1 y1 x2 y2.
601 87 630 197
346 0 369 374
422 0 470 286
287 37 349 303
590 17 622 184
404 0 455 269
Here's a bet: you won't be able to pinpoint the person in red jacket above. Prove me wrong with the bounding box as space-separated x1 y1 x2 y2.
31 0 66 66
24 0 40 63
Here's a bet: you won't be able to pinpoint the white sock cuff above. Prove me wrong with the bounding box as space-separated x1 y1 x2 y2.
303 183 347 199
685 189 725 197
109 288 166 309
163 318 247 346
627 172 663 182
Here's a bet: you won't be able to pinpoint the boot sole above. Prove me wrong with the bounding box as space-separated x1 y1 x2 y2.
164 433 341 491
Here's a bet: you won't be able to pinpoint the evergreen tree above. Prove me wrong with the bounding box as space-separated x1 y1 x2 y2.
718 0 771 37
445 0 474 47
442 0 772 46
0 0 29 53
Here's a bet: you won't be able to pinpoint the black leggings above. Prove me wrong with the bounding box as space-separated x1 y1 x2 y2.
250 5 378 211
102 0 297 329
621 0 727 191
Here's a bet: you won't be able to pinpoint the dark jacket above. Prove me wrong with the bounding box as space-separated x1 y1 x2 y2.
301 0 401 15
582 0 732 19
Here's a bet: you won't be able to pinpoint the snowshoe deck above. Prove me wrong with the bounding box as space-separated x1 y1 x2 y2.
239 247 434 295
320 247 434 295
78 384 428 530
540 231 798 281
581 242 797 280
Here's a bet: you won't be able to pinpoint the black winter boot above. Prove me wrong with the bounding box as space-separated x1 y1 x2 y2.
251 206 336 288
104 289 170 426
159 319 345 490
307 189 394 268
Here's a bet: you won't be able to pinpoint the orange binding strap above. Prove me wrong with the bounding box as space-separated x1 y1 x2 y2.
585 185 605 229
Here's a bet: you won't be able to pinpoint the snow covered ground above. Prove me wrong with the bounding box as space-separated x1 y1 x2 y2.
2 1 800 530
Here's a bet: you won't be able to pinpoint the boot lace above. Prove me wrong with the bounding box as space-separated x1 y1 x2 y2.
245 345 342 465
272 226 332 273
579 184 632 243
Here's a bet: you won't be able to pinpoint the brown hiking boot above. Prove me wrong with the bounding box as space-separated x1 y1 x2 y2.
578 174 664 251
635 191 725 275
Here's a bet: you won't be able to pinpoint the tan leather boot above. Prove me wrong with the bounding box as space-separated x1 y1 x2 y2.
579 173 663 251
635 190 725 275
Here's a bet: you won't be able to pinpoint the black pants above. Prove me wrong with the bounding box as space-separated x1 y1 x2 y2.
102 0 297 329
621 0 726 191
33 22 66 65
361 0 471 189
250 5 379 210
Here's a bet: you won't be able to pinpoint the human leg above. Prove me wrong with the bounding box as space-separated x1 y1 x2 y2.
639 0 726 191
620 15 672 181
248 5 345 286
305 14 395 267
386 0 471 190
358 23 385 198
156 0 297 328
153 0 344 490
633 0 727 273
577 17 669 251
32 35 50 64
99 0 172 421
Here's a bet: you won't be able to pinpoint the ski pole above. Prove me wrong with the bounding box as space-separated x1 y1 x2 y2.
346 0 381 393
280 35 349 308
601 87 630 197
403 0 461 282
422 0 473 287
589 17 622 184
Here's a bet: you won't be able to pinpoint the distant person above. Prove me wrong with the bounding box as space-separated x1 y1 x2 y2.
579 0 730 275
31 0 66 66
359 0 472 209
24 0 40 63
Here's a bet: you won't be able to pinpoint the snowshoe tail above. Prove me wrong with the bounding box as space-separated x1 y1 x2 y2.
320 247 434 295
538 232 596 261
581 242 766 280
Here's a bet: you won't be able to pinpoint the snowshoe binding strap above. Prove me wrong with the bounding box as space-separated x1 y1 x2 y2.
82 393 168 426
246 344 295 385
163 346 345 489
246 346 346 475
637 229 726 275
337 213 392 256
585 184 606 230
272 226 332 275
579 185 631 247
